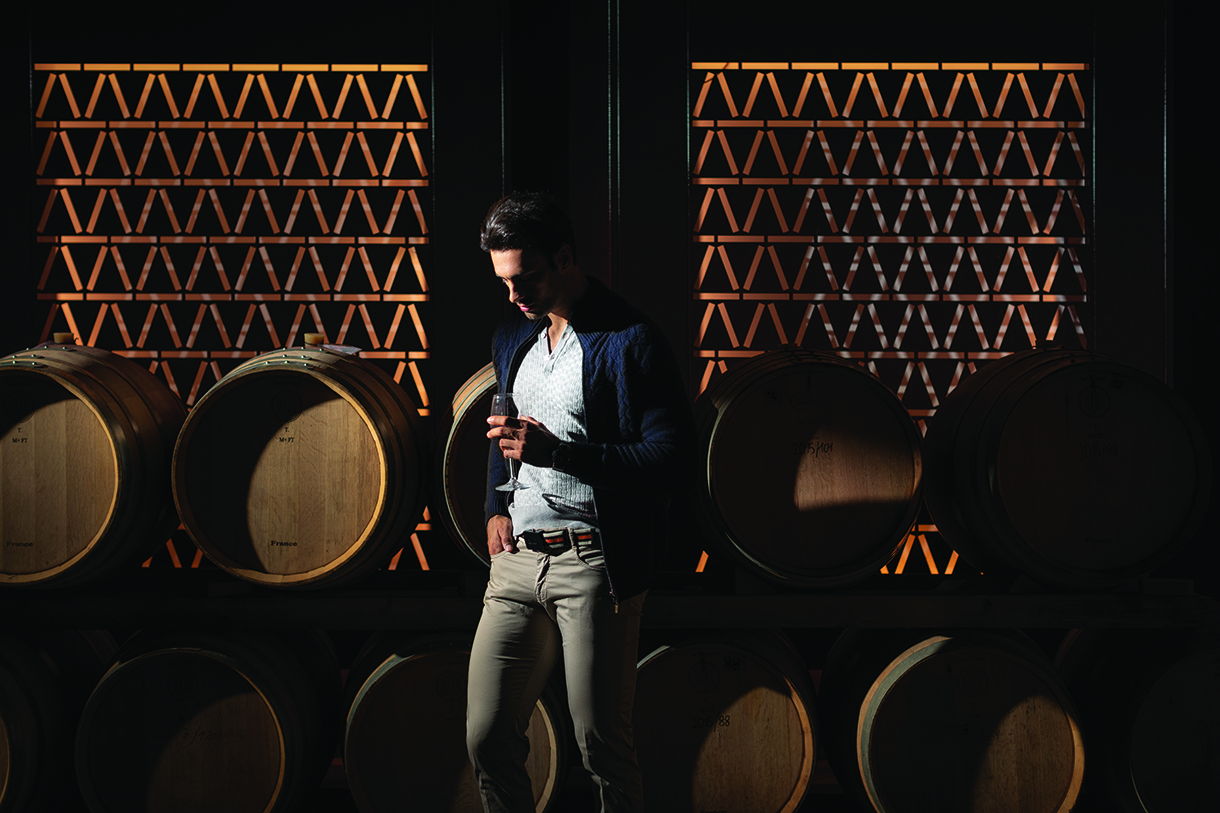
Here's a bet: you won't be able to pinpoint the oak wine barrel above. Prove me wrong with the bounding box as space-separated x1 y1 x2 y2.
923 348 1212 589
0 343 186 587
695 348 922 587
820 628 1085 813
343 632 568 813
0 631 116 812
633 630 817 813
75 630 340 813
172 345 428 587
436 364 497 565
1055 628 1220 812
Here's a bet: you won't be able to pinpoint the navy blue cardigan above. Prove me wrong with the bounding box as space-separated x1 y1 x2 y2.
484 278 695 602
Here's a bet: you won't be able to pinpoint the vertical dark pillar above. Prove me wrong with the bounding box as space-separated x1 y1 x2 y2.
505 1 572 197
566 0 612 287
4 8 36 353
430 0 511 404
1092 4 1171 379
615 0 692 390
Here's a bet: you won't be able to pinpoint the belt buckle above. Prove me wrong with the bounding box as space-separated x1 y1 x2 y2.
519 530 571 555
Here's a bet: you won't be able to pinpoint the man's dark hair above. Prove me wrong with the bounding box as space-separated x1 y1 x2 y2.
479 191 576 260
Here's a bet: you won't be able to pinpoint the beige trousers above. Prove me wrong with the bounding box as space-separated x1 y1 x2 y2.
466 542 646 813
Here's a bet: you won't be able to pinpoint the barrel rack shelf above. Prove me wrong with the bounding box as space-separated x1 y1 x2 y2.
5 570 1218 632
5 568 1217 813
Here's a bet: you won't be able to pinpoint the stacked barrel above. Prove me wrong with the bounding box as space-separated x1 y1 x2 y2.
0 342 186 588
1 339 435 812
171 343 428 588
1 342 1215 812
922 348 1211 589
0 337 430 589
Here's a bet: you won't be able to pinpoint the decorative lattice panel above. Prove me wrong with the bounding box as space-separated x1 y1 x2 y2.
690 61 1091 576
31 62 437 570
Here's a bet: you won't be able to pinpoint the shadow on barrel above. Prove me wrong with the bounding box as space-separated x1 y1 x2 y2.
634 630 817 813
75 631 340 813
1 344 186 587
820 629 1085 813
695 349 923 588
177 374 368 574
343 632 569 813
173 347 427 588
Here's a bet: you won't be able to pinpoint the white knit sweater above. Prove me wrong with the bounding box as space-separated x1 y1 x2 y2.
507 324 598 530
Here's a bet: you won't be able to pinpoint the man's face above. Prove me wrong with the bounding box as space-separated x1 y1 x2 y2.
491 248 562 321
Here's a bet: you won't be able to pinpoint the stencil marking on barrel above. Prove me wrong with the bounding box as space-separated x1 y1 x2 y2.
184 373 381 575
0 375 117 574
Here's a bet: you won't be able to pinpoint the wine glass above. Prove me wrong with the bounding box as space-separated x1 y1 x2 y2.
492 392 529 491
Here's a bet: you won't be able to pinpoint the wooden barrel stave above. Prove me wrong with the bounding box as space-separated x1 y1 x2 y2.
695 349 922 587
0 631 117 812
923 348 1212 588
820 628 1085 813
0 344 186 587
633 630 817 813
436 363 497 566
75 630 340 813
1055 628 1220 812
0 633 69 813
343 632 567 813
173 347 427 587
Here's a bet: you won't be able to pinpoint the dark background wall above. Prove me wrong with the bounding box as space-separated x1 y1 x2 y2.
6 1 1181 377
6 1 1210 583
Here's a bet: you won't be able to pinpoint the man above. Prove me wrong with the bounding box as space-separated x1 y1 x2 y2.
466 191 694 812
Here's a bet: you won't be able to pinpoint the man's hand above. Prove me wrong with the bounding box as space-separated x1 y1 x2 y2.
487 414 562 467
487 514 515 555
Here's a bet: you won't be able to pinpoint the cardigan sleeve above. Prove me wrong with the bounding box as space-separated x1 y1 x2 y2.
559 322 695 493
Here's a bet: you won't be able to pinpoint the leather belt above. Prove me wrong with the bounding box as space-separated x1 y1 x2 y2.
516 528 600 555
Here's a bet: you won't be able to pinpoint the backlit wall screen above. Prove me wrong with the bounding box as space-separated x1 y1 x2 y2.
690 61 1091 574
32 62 435 569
